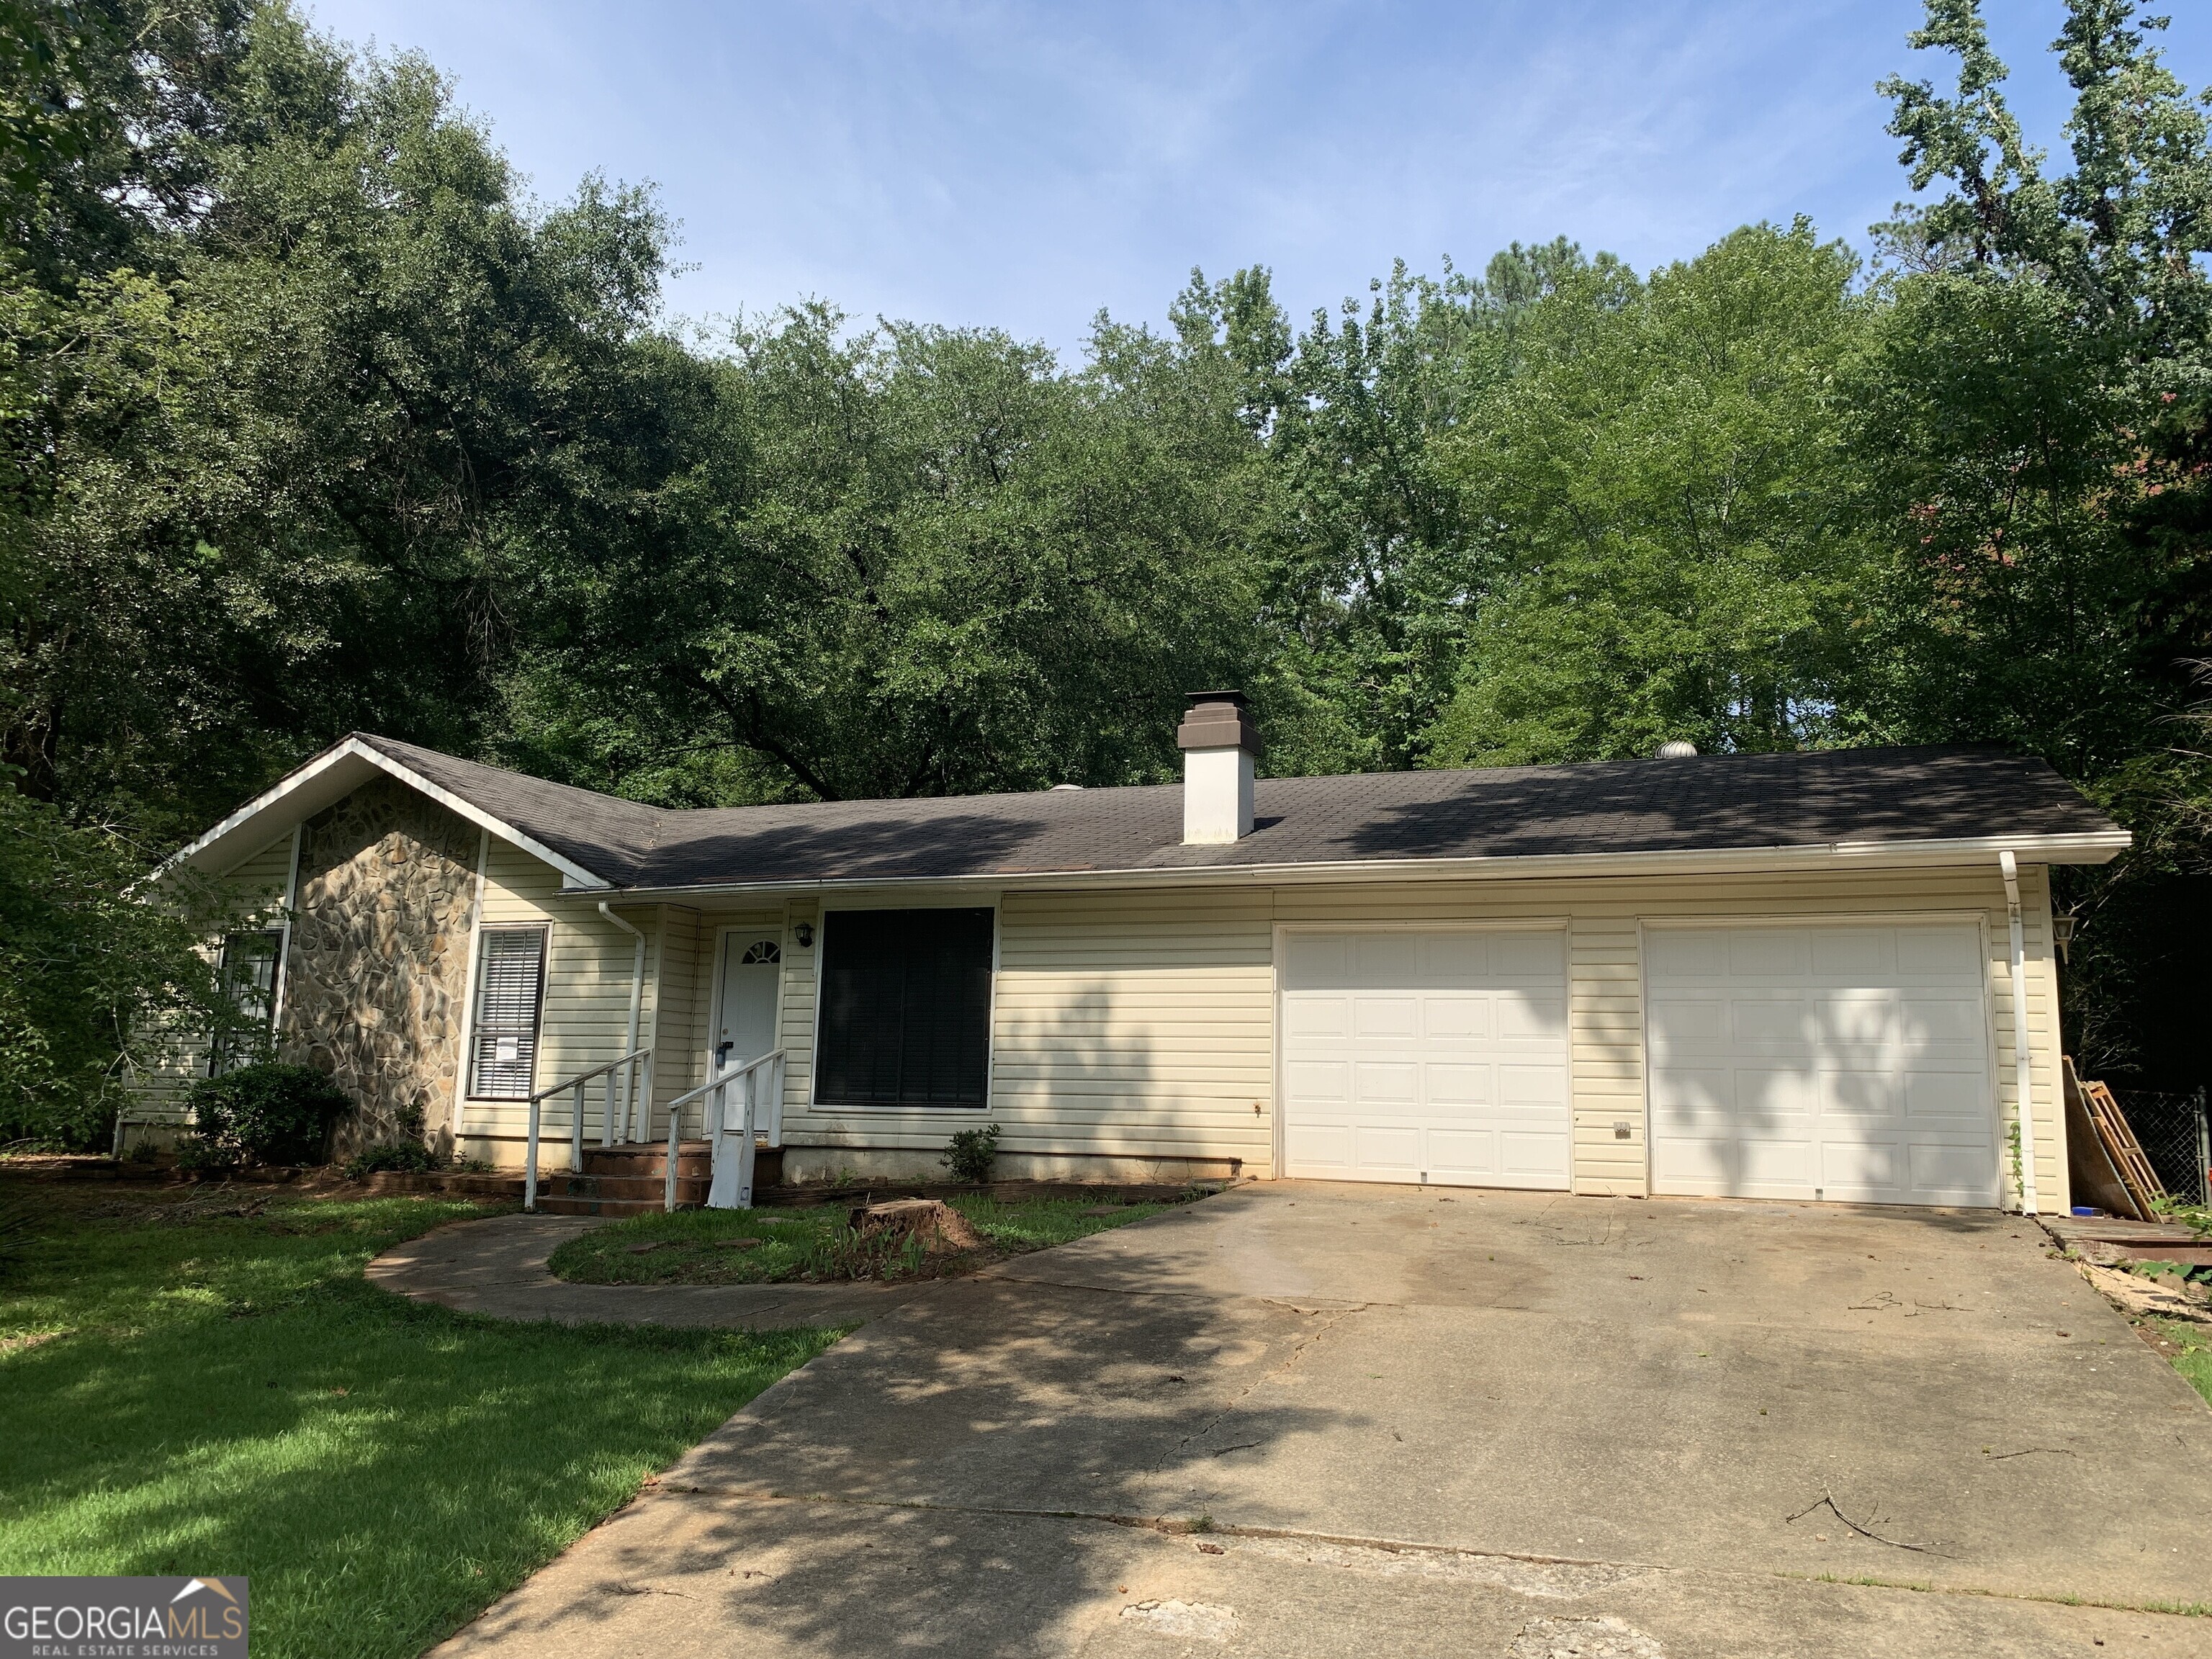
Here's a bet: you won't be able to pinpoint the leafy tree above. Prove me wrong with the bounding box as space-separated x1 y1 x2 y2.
1859 0 2212 1088
1428 223 1869 765
503 303 1264 802
0 778 241 1146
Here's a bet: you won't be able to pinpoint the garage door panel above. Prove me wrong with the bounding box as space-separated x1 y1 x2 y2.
1423 933 1487 978
1351 996 1414 1037
1354 934 1416 985
1500 1131 1571 1181
1285 1059 1350 1102
1650 930 1727 978
1739 1136 1817 1188
1282 929 1570 1190
1908 1141 1995 1200
1821 1069 1900 1120
1902 1069 1989 1123
1810 930 1889 978
1426 1063 1492 1105
1489 933 1563 979
1815 990 1897 1049
1283 935 1348 989
1498 993 1567 1040
1285 1124 1354 1171
1819 1135 1902 1192
1426 1129 1496 1179
1730 930 1808 977
1499 1061 1569 1109
1648 996 1725 1051
1896 928 1982 978
1423 997 1490 1040
1732 1066 1817 1118
1650 922 1996 1208
1284 997 1351 1040
1897 994 1984 1046
1731 995 1811 1047
1353 1061 1418 1104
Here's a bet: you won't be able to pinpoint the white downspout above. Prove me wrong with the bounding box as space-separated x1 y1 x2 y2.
1999 850 2039 1215
599 902 648 1141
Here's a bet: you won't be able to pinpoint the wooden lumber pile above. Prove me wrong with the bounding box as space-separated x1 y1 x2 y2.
2064 1057 2166 1220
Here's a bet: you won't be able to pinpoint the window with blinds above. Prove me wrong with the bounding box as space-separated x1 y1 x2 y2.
815 907 993 1108
469 927 547 1100
210 930 283 1075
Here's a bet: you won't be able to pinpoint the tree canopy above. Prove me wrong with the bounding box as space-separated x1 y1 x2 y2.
3 0 2208 1141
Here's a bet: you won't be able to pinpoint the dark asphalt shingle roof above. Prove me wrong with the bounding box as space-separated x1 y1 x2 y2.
361 736 2118 892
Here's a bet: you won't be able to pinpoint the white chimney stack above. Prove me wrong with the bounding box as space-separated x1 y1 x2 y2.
1178 691 1263 845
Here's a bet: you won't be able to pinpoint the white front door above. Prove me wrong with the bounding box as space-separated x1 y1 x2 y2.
716 934 781 1070
706 933 782 1208
1280 929 1572 1188
1645 923 1999 1207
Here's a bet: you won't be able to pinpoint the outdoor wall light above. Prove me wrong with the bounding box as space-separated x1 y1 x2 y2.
793 922 814 948
2052 912 2077 963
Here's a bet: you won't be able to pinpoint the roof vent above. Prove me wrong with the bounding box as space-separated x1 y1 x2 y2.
1048 783 1084 791
1655 739 1698 759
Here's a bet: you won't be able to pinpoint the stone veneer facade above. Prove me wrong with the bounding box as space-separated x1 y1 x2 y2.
279 778 480 1151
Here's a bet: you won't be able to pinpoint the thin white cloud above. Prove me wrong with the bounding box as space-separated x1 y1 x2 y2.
305 0 2212 351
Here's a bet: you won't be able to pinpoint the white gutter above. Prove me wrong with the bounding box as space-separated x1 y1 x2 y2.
599 902 649 1141
575 829 2134 902
1999 850 2040 1215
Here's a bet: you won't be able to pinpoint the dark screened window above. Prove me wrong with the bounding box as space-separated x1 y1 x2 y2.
210 930 283 1075
816 907 993 1107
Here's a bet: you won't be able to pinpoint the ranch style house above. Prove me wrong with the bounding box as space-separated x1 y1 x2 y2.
138 691 2127 1214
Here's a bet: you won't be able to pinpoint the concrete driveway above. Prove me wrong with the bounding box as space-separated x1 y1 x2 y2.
435 1184 2212 1657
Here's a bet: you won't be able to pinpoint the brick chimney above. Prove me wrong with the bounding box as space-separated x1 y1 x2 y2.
1177 691 1264 845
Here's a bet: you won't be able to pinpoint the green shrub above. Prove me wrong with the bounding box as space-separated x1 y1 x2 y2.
938 1123 1001 1184
343 1141 439 1181
186 1064 350 1166
174 1134 240 1174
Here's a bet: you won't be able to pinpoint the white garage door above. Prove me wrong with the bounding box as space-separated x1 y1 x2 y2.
1647 924 1998 1207
1281 930 1570 1188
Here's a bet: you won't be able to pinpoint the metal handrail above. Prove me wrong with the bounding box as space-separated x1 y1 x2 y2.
658 1050 783 1211
523 1047 652 1213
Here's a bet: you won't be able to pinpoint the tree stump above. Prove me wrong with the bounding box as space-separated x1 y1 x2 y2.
846 1197 984 1254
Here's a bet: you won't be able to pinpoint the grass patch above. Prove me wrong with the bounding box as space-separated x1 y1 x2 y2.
0 1182 839 1659
2149 1318 2212 1407
550 1191 1196 1285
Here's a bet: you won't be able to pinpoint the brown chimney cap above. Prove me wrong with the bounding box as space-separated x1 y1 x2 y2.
1177 692 1264 757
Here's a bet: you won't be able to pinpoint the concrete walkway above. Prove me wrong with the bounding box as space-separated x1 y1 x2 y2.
405 1188 2212 1658
366 1213 928 1329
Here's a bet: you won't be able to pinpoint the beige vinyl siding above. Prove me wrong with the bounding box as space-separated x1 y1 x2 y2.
454 841 661 1155
446 850 2067 1205
130 831 298 1130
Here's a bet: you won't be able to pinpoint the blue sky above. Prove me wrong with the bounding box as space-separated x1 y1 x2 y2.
301 1 2212 357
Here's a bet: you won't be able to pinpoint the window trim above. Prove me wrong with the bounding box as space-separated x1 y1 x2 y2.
465 923 550 1102
806 902 999 1114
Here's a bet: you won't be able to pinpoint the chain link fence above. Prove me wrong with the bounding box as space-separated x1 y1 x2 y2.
2116 1088 2211 1210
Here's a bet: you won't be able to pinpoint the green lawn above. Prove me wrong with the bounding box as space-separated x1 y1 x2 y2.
2151 1318 2212 1406
0 1184 839 1659
550 1190 1194 1285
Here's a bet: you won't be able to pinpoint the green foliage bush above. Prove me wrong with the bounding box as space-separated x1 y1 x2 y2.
186 1064 350 1166
342 1142 440 1182
939 1123 1001 1184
